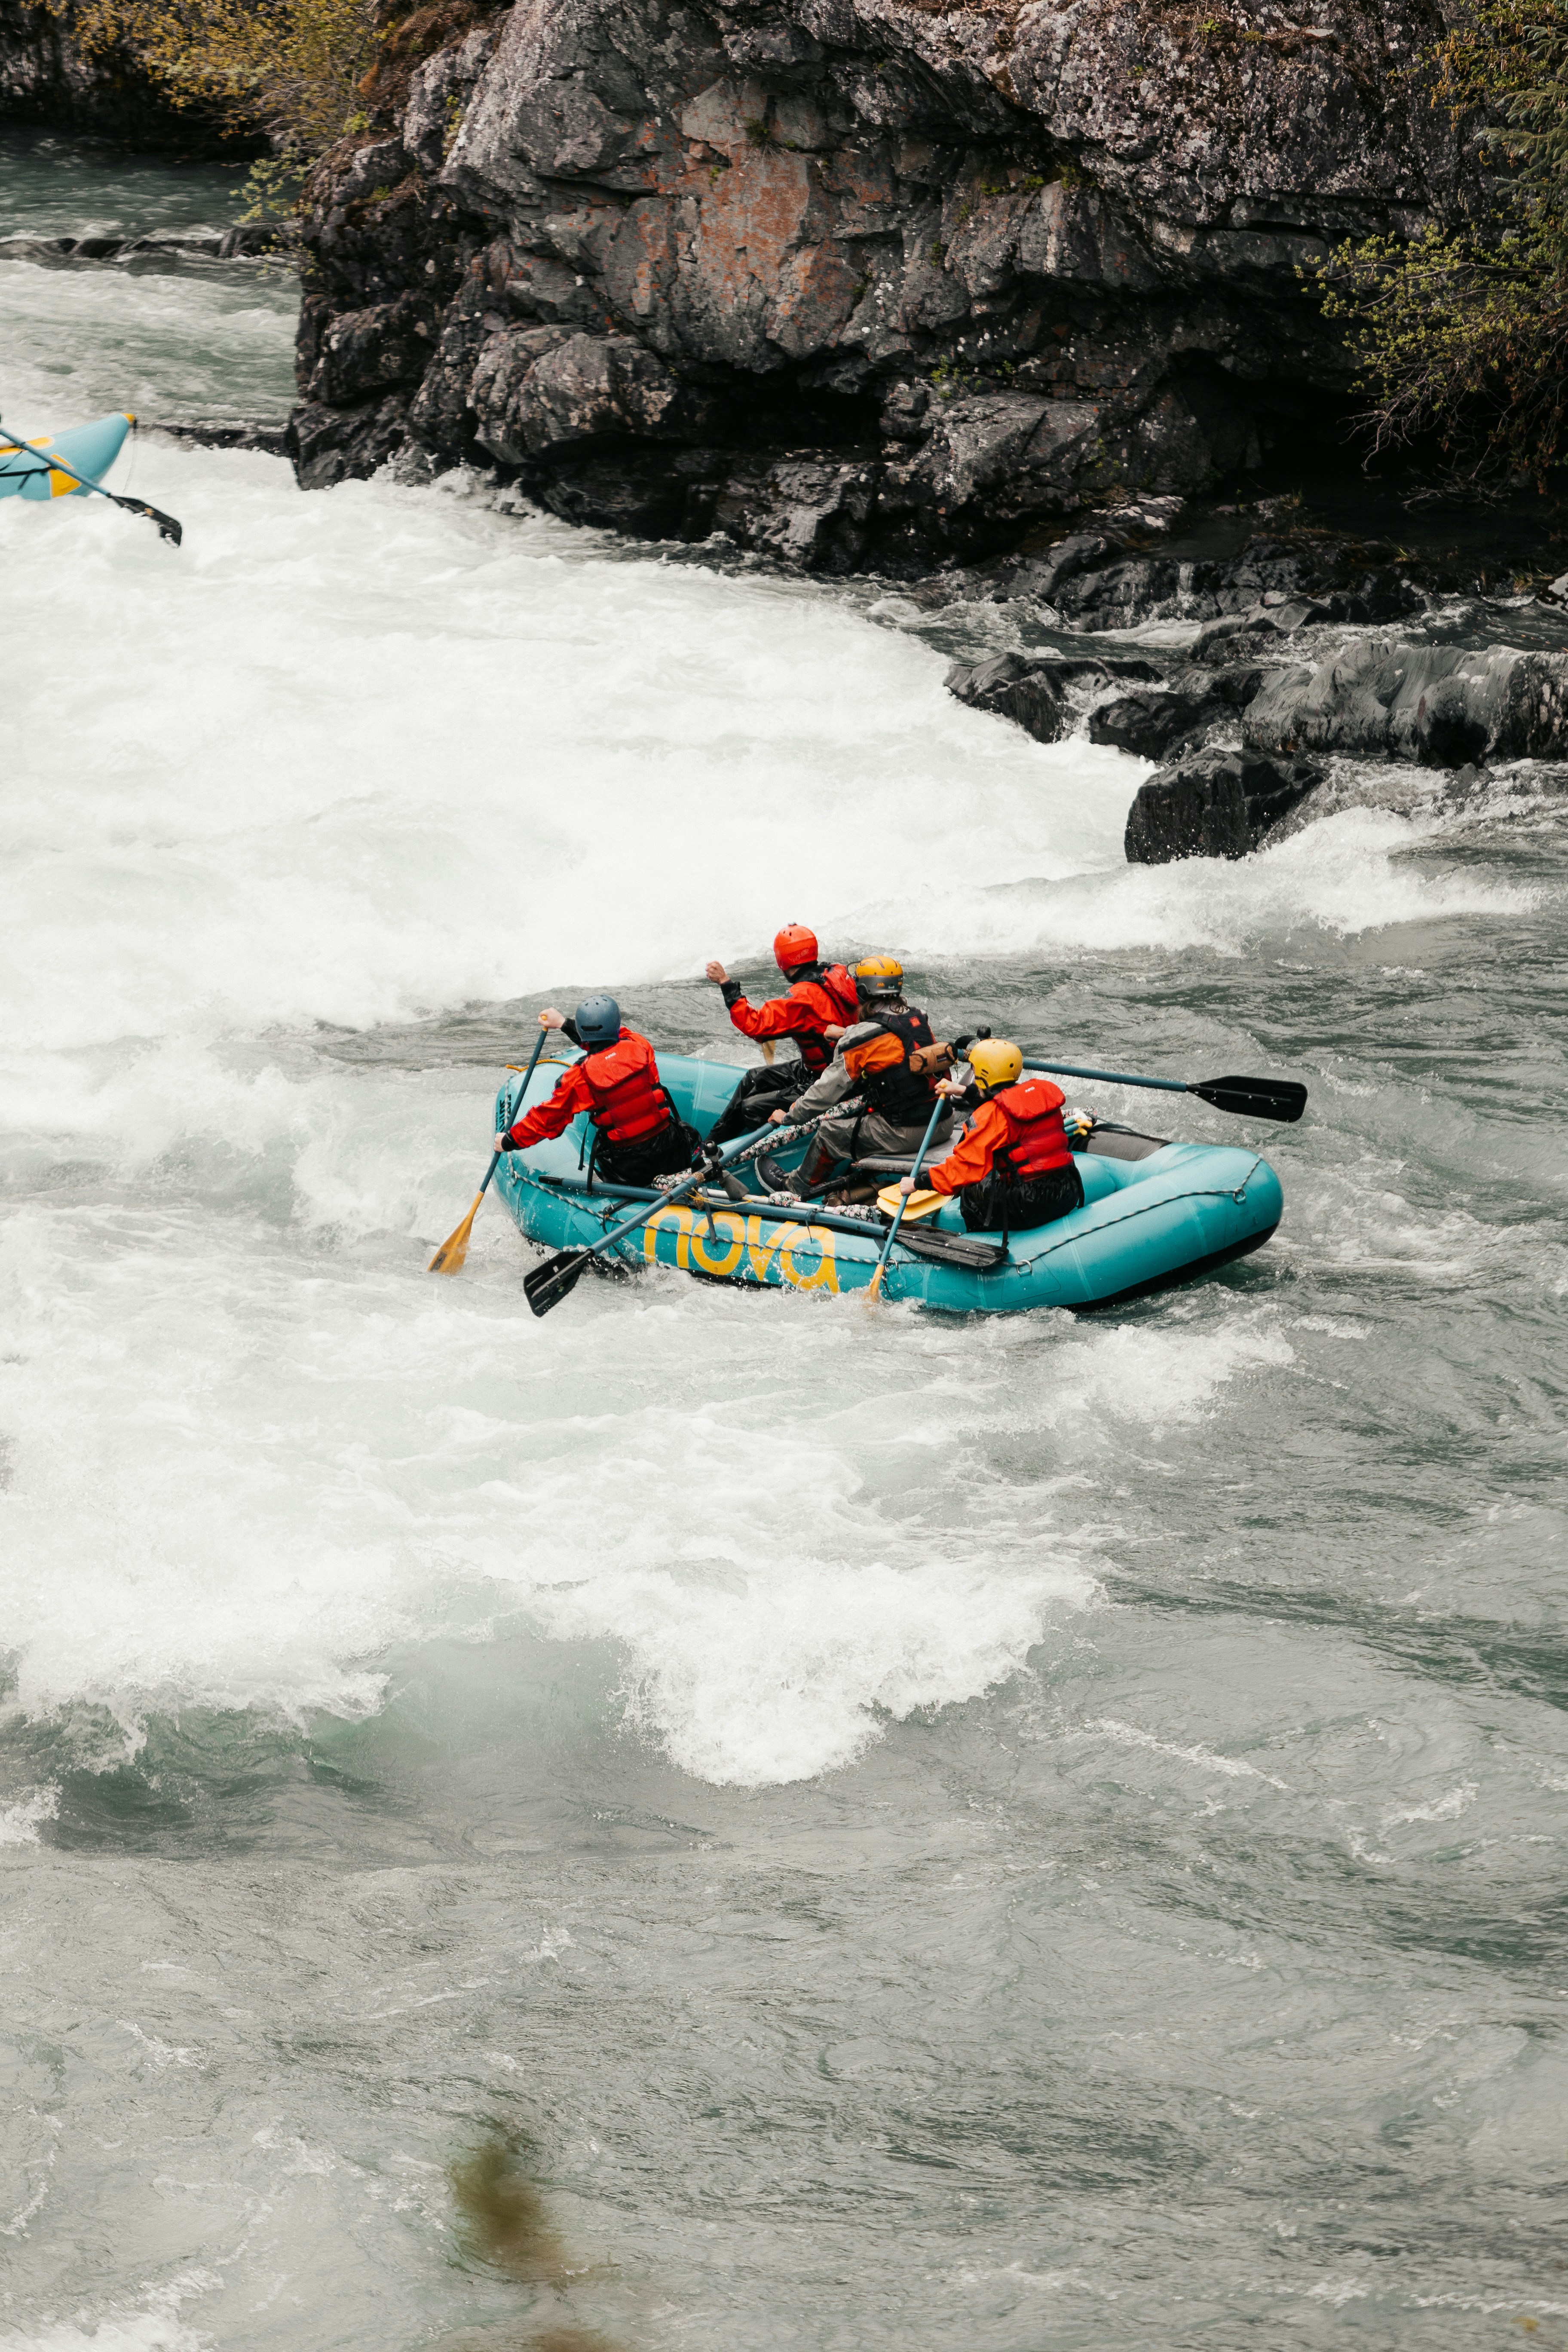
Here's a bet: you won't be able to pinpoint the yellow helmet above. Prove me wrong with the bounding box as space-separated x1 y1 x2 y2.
853 954 904 1001
967 1038 1023 1095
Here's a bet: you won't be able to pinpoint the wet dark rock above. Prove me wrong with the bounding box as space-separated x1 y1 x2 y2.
150 419 291 455
533 446 691 534
303 293 438 408
917 529 1433 635
1087 662 1268 760
472 328 691 461
275 0 1476 558
216 223 293 260
287 393 413 490
0 226 298 268
1125 748 1323 864
703 453 882 572
946 649 1161 744
1050 542 1427 635
946 652 1070 745
1243 638 1568 767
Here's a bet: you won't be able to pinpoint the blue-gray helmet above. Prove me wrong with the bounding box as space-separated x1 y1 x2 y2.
575 993 622 1046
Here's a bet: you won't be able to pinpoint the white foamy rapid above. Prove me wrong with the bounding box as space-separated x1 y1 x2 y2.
0 424 1517 1783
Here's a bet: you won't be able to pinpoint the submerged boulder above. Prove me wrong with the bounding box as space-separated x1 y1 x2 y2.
1124 748 1322 864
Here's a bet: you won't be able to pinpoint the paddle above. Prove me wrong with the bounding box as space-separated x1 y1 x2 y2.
0 412 183 546
866 1097 945 1302
428 1026 551 1274
523 1119 782 1318
1020 1060 1306 1124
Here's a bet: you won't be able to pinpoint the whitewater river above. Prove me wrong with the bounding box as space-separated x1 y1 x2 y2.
3 129 1567 2352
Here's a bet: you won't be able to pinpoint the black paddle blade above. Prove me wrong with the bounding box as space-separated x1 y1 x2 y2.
1190 1075 1308 1124
523 1248 591 1317
114 493 182 547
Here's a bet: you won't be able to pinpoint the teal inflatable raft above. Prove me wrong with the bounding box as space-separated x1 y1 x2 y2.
0 411 133 500
492 1051 1284 1314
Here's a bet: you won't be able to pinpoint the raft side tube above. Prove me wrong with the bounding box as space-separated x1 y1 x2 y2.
0 411 135 500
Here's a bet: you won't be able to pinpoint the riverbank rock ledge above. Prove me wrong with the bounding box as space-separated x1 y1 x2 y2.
284 0 1472 568
1243 640 1568 766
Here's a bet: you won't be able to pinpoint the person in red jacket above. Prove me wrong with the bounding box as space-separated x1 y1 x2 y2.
773 954 956 1196
901 1038 1084 1234
498 993 695 1185
704 924 859 1143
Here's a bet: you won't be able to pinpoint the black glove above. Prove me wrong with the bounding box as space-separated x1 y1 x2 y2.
952 1034 975 1058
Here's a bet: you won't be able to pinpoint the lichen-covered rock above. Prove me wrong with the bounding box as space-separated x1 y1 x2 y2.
403 28 497 174
288 0 1477 565
1124 748 1322 863
1243 640 1568 766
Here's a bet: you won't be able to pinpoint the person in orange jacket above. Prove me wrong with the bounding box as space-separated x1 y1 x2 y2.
900 1038 1084 1234
704 924 860 1142
775 954 957 1196
497 994 695 1185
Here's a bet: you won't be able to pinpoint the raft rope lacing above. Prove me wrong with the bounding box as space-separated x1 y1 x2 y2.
999 1154 1272 1274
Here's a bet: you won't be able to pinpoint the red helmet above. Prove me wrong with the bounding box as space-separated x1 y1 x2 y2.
773 924 818 971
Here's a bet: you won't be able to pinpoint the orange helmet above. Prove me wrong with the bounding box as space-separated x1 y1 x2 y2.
773 924 818 971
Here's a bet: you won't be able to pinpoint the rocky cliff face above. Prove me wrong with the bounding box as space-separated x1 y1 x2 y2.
292 0 1469 569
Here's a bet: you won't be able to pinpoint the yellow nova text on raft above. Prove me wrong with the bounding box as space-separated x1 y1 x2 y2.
642 1204 839 1292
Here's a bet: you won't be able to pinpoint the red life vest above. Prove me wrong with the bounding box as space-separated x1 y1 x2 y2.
786 963 859 1071
991 1078 1072 1177
580 1030 671 1144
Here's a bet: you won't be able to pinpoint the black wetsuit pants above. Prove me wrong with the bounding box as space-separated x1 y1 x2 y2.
707 1061 810 1145
960 1161 1084 1234
595 1118 698 1187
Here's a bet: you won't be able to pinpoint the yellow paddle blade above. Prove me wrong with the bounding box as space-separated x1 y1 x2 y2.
875 1184 943 1223
428 1189 484 1274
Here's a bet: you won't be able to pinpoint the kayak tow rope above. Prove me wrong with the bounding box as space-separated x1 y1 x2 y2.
0 411 183 547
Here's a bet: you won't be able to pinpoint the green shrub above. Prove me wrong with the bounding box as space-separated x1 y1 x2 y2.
55 0 378 150
1315 0 1568 475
